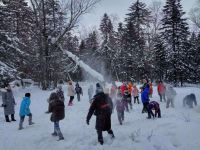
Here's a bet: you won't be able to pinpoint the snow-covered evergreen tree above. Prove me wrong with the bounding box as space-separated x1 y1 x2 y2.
160 0 189 85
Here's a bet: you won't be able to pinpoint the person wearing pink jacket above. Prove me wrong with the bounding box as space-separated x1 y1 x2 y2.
132 85 139 104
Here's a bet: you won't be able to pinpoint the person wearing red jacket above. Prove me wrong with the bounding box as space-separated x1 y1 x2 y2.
157 81 166 102
120 83 127 95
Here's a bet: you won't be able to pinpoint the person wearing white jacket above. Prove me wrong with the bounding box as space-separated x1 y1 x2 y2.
67 81 75 106
165 85 177 108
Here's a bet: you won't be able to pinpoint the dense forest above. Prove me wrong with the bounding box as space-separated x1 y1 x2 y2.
0 0 200 88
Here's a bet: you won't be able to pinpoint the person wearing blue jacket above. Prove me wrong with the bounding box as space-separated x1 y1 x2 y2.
19 93 34 130
141 83 150 114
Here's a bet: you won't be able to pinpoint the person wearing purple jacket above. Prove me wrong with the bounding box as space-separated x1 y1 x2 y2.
115 92 125 125
147 101 161 119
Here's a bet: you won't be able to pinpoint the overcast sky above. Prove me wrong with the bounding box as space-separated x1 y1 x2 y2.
78 0 196 31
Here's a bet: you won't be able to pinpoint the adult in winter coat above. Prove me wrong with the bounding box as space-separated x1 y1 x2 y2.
183 93 197 108
132 85 139 104
165 85 176 108
75 82 83 102
56 85 65 102
141 84 150 113
67 81 75 106
1 84 16 122
88 85 94 103
86 83 115 145
147 101 161 119
48 92 65 141
157 81 166 102
19 93 34 130
115 92 125 125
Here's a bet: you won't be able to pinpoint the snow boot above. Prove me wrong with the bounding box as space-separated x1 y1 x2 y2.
11 114 16 121
57 133 64 141
51 132 58 136
19 121 24 130
28 115 34 125
5 115 11 122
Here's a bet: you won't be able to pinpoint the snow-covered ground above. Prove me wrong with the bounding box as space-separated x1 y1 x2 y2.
0 83 200 150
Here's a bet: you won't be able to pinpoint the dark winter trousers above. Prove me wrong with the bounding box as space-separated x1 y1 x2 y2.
142 102 149 113
117 111 124 125
77 94 81 101
97 129 114 144
159 93 166 102
19 113 33 129
124 101 129 112
5 114 15 122
166 98 174 108
54 121 64 139
69 96 74 103
147 108 161 118
127 98 132 110
134 96 139 104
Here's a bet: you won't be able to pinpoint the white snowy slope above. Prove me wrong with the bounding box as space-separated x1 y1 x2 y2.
0 84 200 150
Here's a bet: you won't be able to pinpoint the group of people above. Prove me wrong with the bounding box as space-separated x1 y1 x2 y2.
0 80 198 144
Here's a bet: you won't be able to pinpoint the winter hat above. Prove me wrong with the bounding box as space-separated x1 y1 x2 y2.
96 83 101 88
25 93 31 98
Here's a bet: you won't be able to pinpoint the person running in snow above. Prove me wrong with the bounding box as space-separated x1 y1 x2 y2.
147 101 161 119
19 93 34 130
86 83 115 145
67 81 75 106
165 85 177 108
88 85 94 103
1 83 16 122
183 93 197 108
48 92 65 141
123 88 132 111
132 85 139 104
56 85 65 102
115 91 125 125
75 82 83 102
141 80 150 113
157 81 166 102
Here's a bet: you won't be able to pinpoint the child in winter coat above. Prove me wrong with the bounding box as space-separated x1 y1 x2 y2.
157 81 166 102
48 92 65 141
165 85 176 108
19 93 34 130
132 85 139 104
67 81 75 106
141 84 150 113
123 89 132 112
147 101 161 119
75 82 83 102
115 92 125 125
183 93 197 108
149 82 153 98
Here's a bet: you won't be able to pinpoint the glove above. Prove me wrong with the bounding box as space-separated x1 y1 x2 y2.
2 104 7 108
86 120 89 125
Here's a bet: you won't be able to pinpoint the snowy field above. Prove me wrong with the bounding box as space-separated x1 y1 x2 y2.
0 83 200 150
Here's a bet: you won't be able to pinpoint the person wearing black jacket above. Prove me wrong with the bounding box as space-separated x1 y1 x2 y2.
86 84 115 145
183 93 197 108
48 92 65 141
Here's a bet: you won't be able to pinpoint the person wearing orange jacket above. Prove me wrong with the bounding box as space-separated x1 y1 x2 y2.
157 81 166 102
149 82 153 98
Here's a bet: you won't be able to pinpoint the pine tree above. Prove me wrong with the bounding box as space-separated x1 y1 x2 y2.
153 35 167 81
125 0 151 81
160 0 189 86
